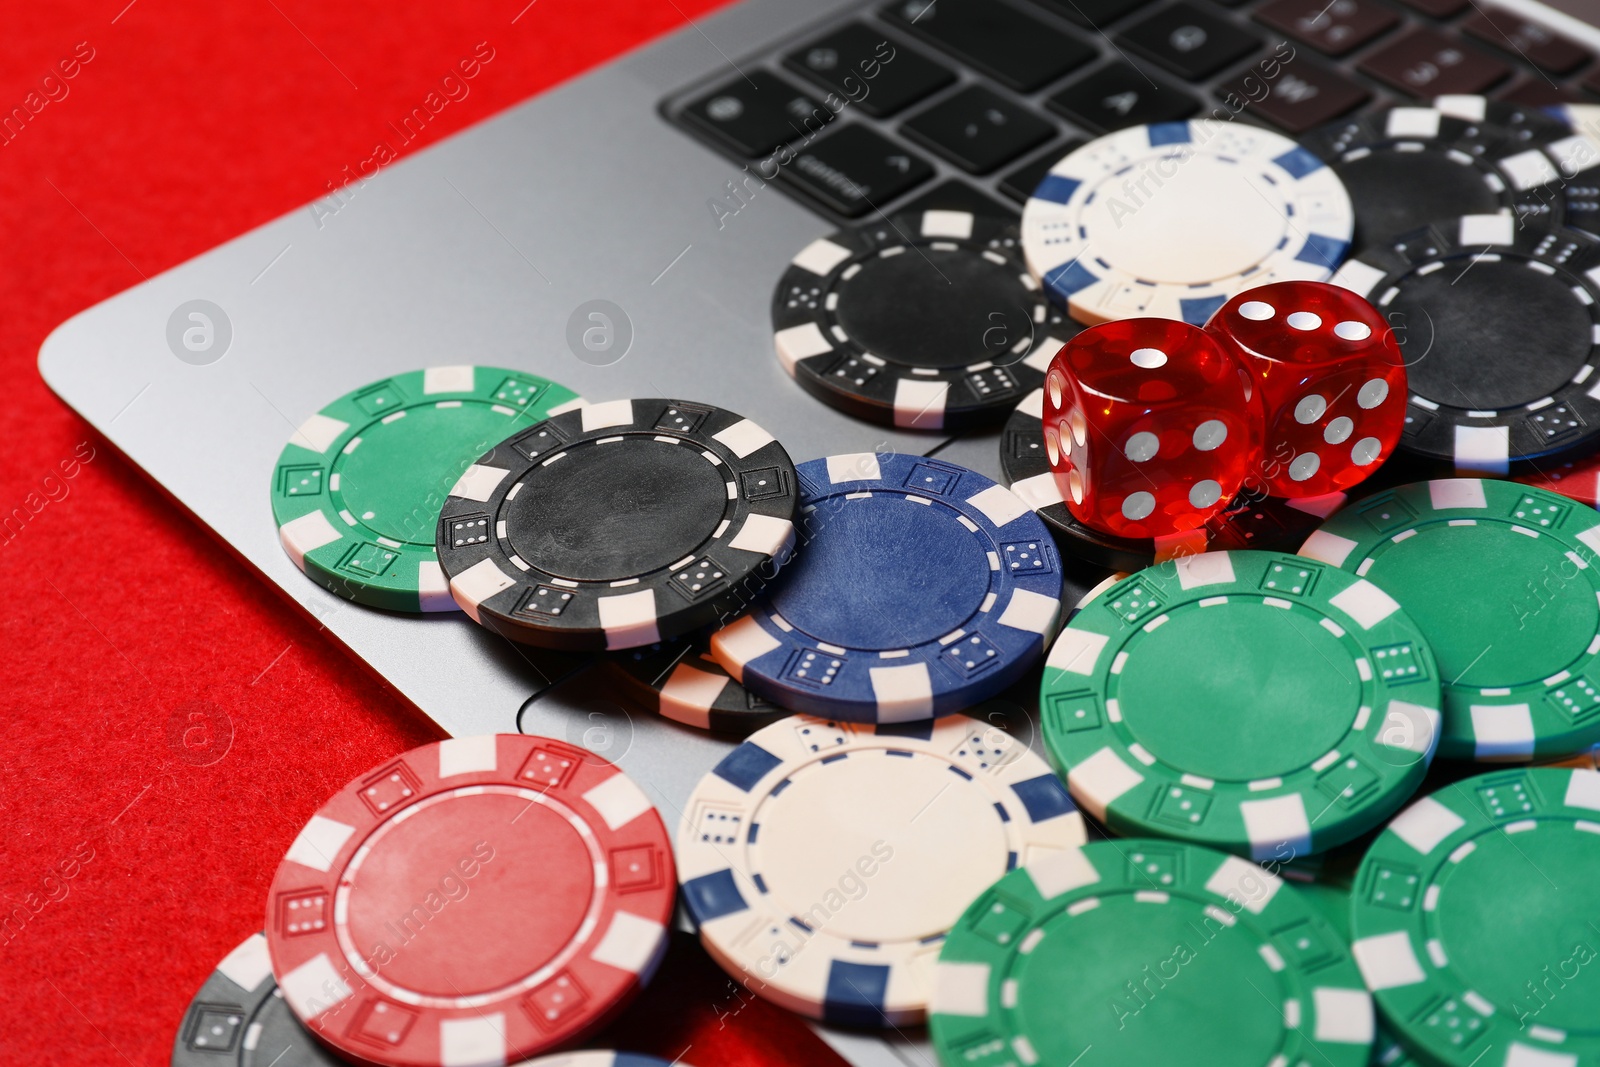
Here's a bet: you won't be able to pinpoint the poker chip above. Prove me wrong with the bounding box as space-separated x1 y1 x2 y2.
1000 387 1341 569
709 453 1062 722
1303 96 1568 253
436 399 798 650
1332 214 1600 470
1518 452 1600 505
271 366 581 612
1296 879 1354 940
1071 570 1129 612
1542 742 1600 771
676 713 1086 1026
929 840 1375 1067
1372 1033 1425 1067
1301 479 1600 761
1351 768 1600 1067
264 735 675 1067
174 933 341 1067
1041 550 1440 859
607 631 784 735
1286 879 1425 1066
1532 102 1600 238
1021 121 1353 327
771 209 1066 431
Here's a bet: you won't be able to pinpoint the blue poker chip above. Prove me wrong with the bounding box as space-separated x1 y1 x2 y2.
709 453 1063 722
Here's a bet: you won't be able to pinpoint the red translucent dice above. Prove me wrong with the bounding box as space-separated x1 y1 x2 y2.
1205 281 1406 498
1043 318 1262 539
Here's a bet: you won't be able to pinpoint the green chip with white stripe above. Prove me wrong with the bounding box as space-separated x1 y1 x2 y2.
1301 479 1600 761
270 366 580 612
929 839 1375 1067
1351 767 1600 1067
1041 549 1441 860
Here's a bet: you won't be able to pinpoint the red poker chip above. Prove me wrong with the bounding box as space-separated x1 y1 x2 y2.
265 735 675 1067
1519 457 1600 507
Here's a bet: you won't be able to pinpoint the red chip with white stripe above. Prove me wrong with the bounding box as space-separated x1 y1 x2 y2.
1518 454 1600 507
264 735 675 1067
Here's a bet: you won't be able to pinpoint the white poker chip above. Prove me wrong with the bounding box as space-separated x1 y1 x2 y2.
1022 121 1354 327
675 714 1086 1027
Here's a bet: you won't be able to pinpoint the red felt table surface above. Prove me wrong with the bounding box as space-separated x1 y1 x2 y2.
0 4 848 1065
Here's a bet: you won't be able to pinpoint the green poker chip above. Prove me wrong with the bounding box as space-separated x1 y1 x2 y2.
1301 479 1600 760
1290 876 1426 1067
1297 878 1354 941
1041 549 1442 861
270 366 580 612
1351 767 1600 1067
1372 1033 1424 1066
929 839 1375 1067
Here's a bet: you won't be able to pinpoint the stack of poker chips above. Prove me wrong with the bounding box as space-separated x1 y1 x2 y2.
206 98 1600 1067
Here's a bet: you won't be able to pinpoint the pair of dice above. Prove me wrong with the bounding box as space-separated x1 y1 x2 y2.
1044 281 1406 539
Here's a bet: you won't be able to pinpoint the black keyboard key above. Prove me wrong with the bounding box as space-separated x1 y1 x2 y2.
1028 0 1155 28
778 124 935 216
901 85 1055 173
899 179 1018 218
1047 62 1197 132
1397 0 1467 17
1253 0 1399 56
682 71 836 157
1220 56 1369 132
1464 11 1591 74
1117 3 1263 80
783 24 956 118
1498 79 1582 108
1000 140 1083 202
883 0 1095 92
1357 27 1511 96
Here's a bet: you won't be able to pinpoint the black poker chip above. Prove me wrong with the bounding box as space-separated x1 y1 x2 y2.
606 630 784 735
999 388 1336 570
771 209 1070 431
1547 104 1600 239
436 398 799 650
1332 214 1600 469
173 933 338 1067
1303 97 1568 254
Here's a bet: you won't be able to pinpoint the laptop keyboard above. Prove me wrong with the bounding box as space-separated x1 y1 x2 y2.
664 0 1597 223
885 0 1098 91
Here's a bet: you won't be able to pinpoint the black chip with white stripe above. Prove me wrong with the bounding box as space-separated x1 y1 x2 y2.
173 933 339 1067
436 399 798 650
1302 96 1568 255
606 629 784 735
771 209 1063 431
1332 214 1600 471
1545 104 1600 240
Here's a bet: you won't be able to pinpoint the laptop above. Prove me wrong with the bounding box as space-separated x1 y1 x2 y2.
38 0 1600 1061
